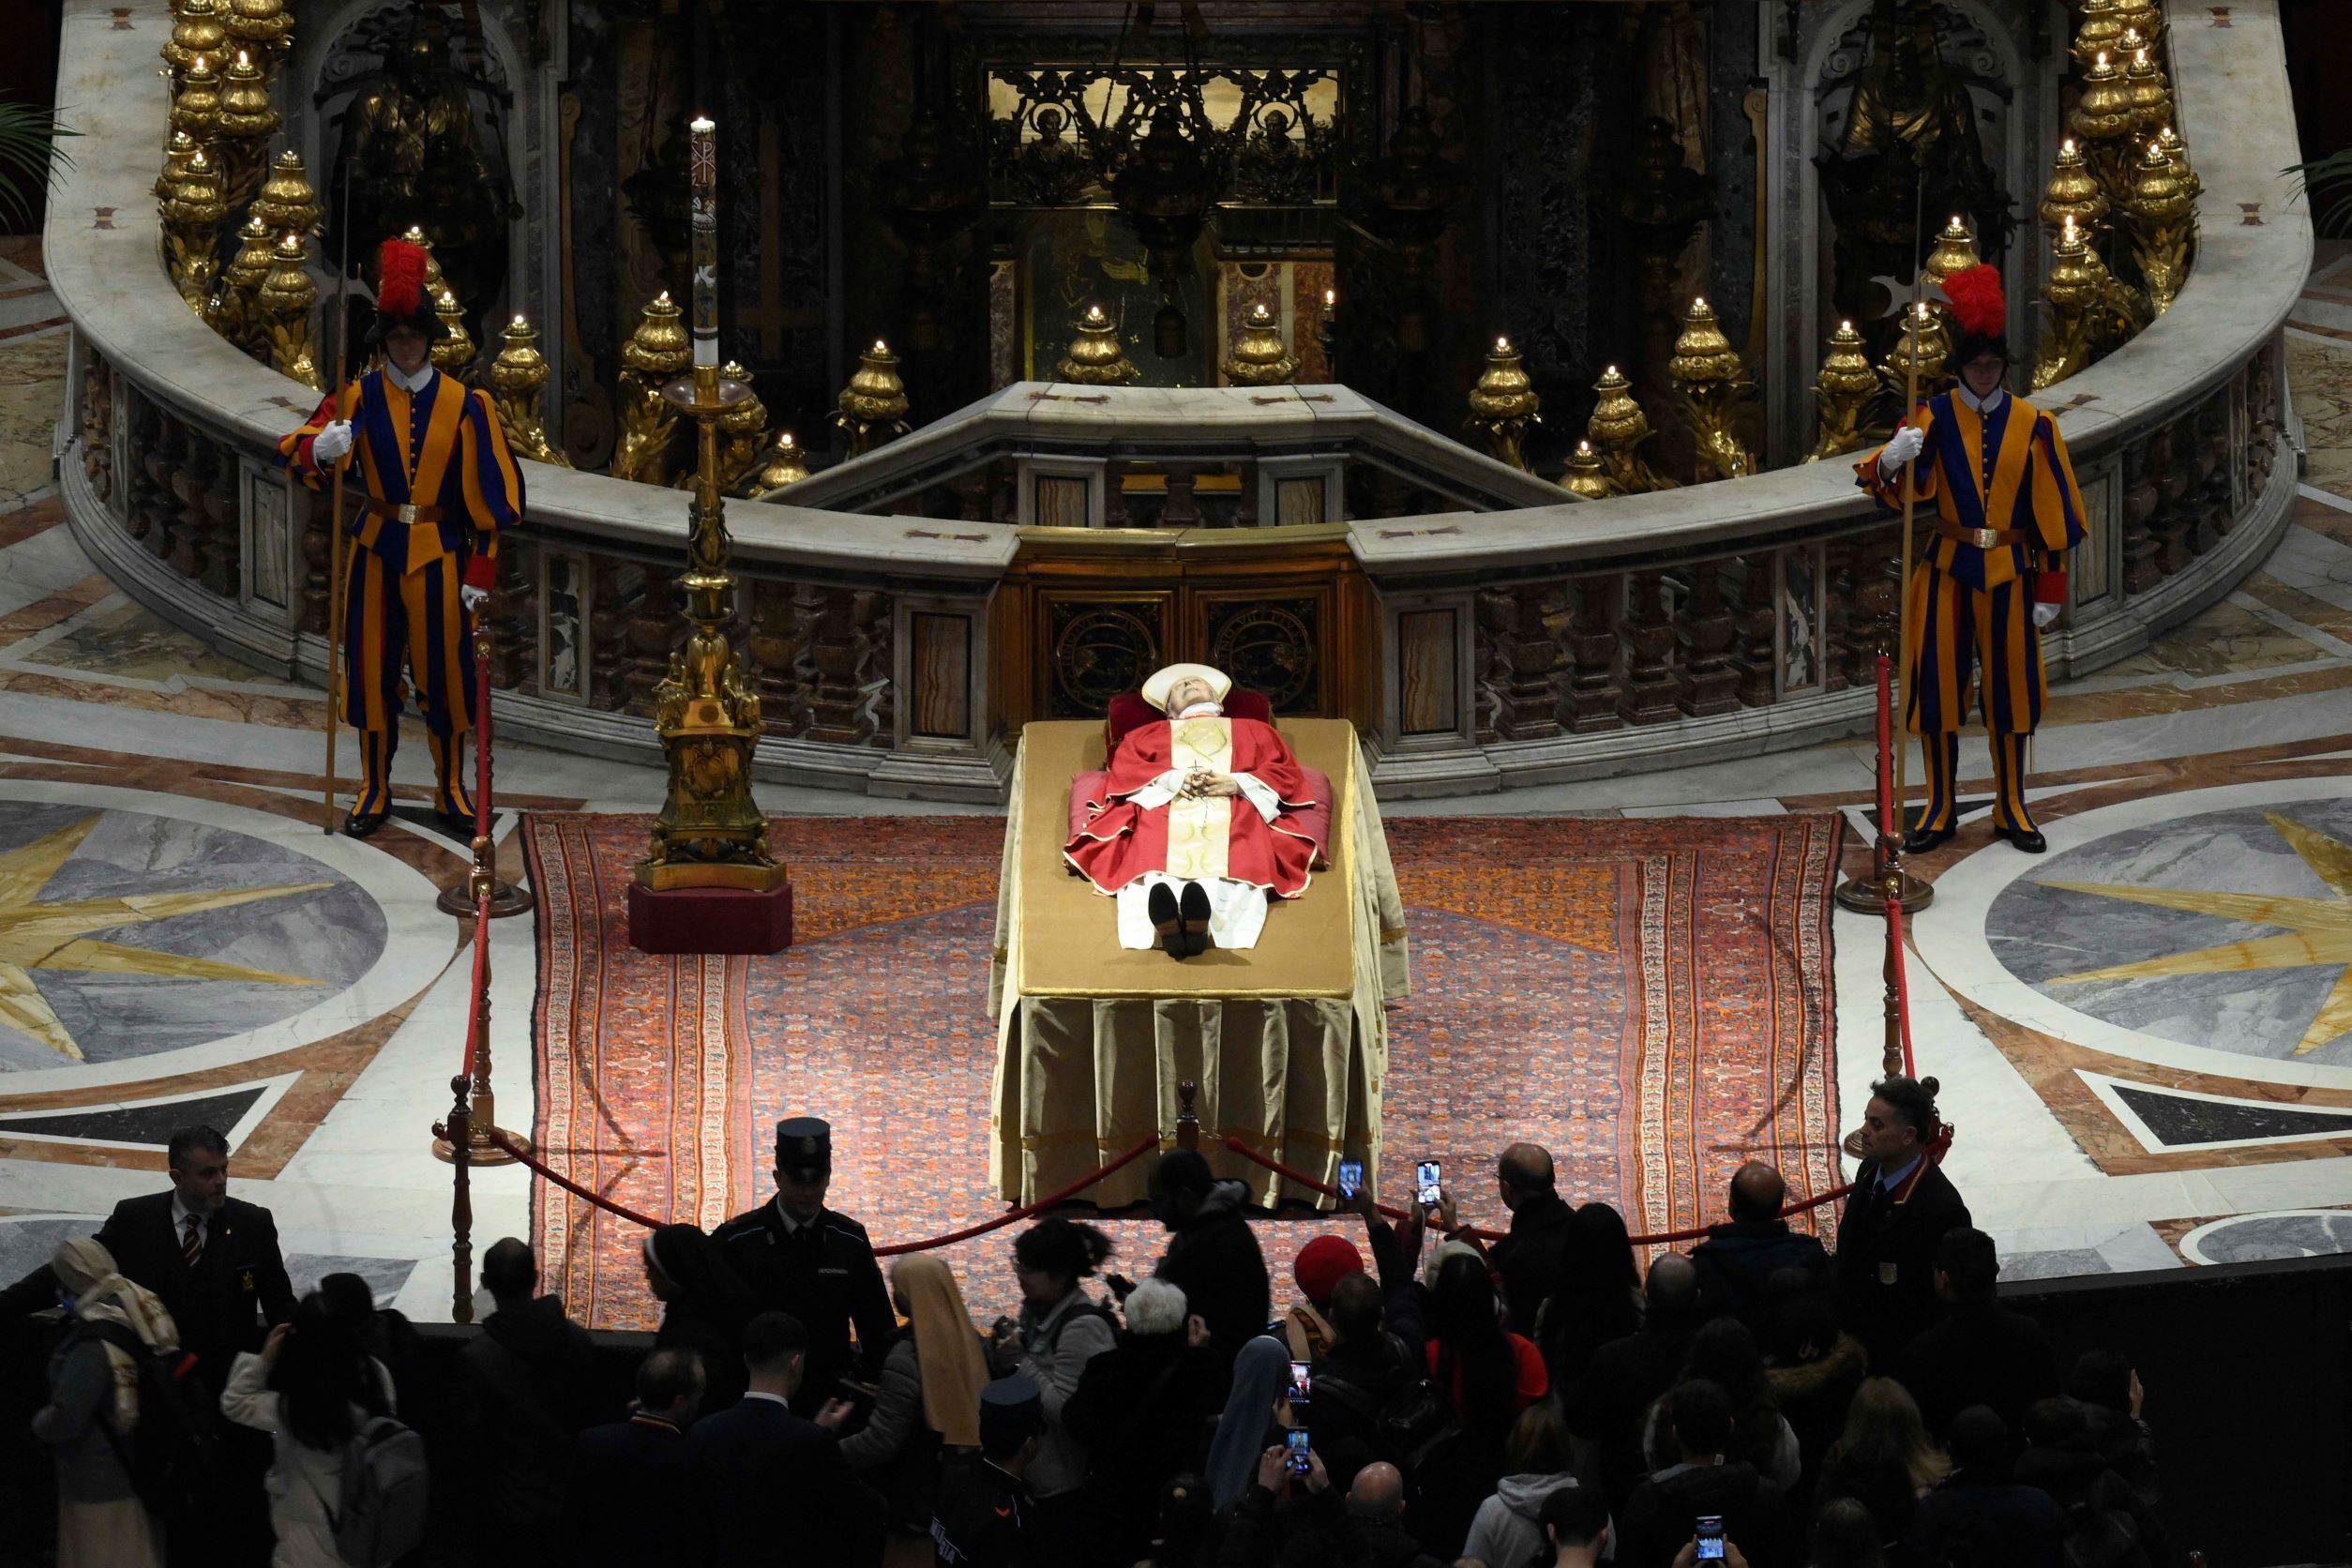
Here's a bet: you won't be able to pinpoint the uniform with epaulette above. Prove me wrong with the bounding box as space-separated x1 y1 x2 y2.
279 237 524 837
1857 264 2087 855
712 1115 896 1416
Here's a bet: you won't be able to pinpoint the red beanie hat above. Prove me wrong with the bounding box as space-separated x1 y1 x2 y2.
1293 1235 1365 1305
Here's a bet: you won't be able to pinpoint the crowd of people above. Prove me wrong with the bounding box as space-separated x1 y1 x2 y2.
8 1081 2182 1568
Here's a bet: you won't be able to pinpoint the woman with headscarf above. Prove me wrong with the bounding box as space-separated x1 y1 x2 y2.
220 1291 398 1567
837 1254 990 1531
641 1223 757 1415
33 1237 178 1568
1203 1334 1294 1508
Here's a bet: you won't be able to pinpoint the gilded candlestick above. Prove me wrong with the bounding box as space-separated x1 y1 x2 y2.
2041 137 2110 241
1056 303 1139 385
1587 363 1676 494
162 0 227 79
614 291 689 483
214 50 278 209
161 146 226 313
210 212 274 351
639 116 784 896
1807 319 1879 462
1223 303 1297 386
251 149 319 238
430 287 476 376
170 54 223 145
2122 42 2172 143
260 230 320 389
1922 215 1981 291
2071 0 2127 67
2069 52 2137 201
1464 335 1541 472
2123 138 2192 315
835 339 912 455
2034 217 2102 390
488 315 571 467
1559 440 1613 500
746 431 811 498
221 0 292 65
1668 297 1756 482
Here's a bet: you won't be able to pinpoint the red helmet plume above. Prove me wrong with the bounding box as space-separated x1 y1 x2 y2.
1941 264 2006 340
376 237 430 322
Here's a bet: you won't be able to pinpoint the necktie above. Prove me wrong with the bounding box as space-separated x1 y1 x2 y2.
183 1213 204 1267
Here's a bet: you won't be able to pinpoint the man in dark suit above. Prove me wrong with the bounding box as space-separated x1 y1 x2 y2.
573 1347 704 1568
1833 1075 1970 1360
690 1310 882 1568
1489 1141 1575 1337
712 1117 894 1417
1893 1228 2060 1436
0 1123 295 1381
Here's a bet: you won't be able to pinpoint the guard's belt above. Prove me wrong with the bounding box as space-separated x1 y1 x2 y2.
361 500 446 524
1934 520 2028 550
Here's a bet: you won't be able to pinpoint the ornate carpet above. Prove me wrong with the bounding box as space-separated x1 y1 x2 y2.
523 812 1844 1329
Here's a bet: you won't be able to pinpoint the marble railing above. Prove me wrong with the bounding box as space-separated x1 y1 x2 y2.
43 0 2309 801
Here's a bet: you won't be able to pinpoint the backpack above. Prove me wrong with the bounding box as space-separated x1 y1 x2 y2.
1315 1351 1452 1477
321 1413 430 1568
77 1319 219 1520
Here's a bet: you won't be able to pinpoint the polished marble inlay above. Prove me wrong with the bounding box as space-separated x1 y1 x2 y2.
0 1081 271 1147
0 802 385 1068
1989 795 2352 1066
2109 1080 2352 1148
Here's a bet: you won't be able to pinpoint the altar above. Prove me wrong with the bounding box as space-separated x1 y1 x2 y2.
988 717 1410 1207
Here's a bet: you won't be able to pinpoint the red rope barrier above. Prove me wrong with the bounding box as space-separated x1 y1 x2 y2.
872 1135 1162 1257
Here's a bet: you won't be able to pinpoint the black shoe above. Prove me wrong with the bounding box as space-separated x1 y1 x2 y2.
1995 822 2047 853
435 807 478 839
1901 824 1955 855
344 807 389 838
1149 882 1187 957
1180 882 1214 956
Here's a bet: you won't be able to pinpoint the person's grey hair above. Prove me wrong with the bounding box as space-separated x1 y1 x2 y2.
1124 1278 1188 1336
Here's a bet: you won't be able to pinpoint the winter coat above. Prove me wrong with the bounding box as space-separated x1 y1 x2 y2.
1157 1181 1272 1368
1461 1470 1594 1568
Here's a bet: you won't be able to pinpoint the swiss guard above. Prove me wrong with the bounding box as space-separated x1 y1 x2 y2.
1859 264 2087 856
280 237 524 837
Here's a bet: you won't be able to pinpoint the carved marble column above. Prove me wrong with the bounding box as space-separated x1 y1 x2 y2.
1730 555 1777 708
1562 576 1625 733
1477 585 1566 742
1673 561 1741 716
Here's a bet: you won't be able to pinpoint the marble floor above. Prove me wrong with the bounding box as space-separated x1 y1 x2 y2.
1 238 2349 1320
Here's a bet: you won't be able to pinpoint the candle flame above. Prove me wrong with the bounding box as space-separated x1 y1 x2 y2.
1605 364 1619 378
1577 441 1592 454
1693 295 1707 311
1495 335 1510 353
2134 47 2147 65
2063 138 2077 155
873 339 889 354
2095 50 2109 68
513 314 527 327
1840 319 1853 333
655 291 671 305
236 50 249 68
1950 215 1962 230
781 432 796 447
690 115 715 134
1323 288 1335 306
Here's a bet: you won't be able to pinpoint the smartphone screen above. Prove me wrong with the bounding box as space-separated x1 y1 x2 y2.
1286 1428 1312 1475
1288 1361 1313 1408
1337 1159 1364 1201
1416 1159 1442 1210
1696 1515 1726 1562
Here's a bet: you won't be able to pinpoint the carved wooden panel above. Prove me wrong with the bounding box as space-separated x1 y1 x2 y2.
1201 592 1322 715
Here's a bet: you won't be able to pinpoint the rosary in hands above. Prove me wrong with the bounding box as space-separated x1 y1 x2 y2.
1181 771 1240 799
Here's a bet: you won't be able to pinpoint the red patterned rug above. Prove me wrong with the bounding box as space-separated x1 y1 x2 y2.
523 812 1844 1329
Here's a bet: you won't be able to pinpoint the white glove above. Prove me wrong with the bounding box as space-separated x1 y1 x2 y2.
460 584 489 613
1878 424 1926 474
2032 601 2060 629
310 419 354 463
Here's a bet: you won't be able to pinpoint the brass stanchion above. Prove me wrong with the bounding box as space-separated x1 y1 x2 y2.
431 1073 475 1322
435 615 533 919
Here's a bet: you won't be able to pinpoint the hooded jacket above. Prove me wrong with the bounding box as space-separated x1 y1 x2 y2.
1461 1470 1594 1568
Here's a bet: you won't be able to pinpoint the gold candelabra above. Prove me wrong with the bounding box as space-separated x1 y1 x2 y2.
430 288 476 376
2122 40 2172 143
250 149 319 238
1668 297 1756 482
1559 439 1613 500
161 0 227 80
1807 318 1880 462
613 291 689 484
1055 304 1139 385
170 54 223 146
2153 123 2201 205
260 230 321 389
746 431 812 497
638 116 787 898
1879 300 1952 406
679 360 768 491
2122 137 2193 315
834 339 912 456
2071 0 2127 67
2041 137 2110 241
221 0 292 65
1223 303 1297 386
2070 52 2137 200
210 213 274 352
161 147 227 314
213 50 278 209
1922 215 1982 291
1465 335 1542 472
155 129 199 206
487 315 571 467
2035 217 2102 391
1586 363 1677 494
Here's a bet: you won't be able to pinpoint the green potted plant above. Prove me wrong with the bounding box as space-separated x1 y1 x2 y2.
0 94 77 230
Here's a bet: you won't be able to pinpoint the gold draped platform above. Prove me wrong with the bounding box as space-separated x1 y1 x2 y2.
988 718 1410 1207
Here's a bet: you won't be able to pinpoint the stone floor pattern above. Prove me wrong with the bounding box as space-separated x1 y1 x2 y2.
0 238 2348 1319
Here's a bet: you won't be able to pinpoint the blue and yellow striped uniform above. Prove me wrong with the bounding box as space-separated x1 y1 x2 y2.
1857 389 2086 835
280 368 523 817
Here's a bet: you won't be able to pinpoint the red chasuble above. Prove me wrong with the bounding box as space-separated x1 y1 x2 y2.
1063 716 1320 897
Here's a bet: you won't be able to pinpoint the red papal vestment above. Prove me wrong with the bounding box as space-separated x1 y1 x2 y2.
1064 716 1321 935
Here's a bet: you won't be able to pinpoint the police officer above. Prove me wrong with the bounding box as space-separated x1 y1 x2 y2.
713 1116 894 1415
931 1378 1043 1568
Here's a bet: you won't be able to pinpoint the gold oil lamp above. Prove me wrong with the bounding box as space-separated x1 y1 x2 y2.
1880 299 1952 404
1807 318 1879 462
222 0 292 65
1559 439 1613 500
746 430 811 498
1922 215 1982 292
2071 0 2126 67
1587 363 1676 494
430 287 476 376
214 50 278 208
1056 303 1140 385
170 54 223 144
2122 41 2172 142
487 314 570 466
1223 303 1296 386
161 145 227 312
2123 137 2193 315
2041 138 2110 240
210 212 274 350
260 230 320 389
2034 216 2102 390
2069 53 2137 200
1668 297 1756 481
1464 334 1542 472
614 291 689 483
835 339 913 456
251 149 319 237
162 0 228 79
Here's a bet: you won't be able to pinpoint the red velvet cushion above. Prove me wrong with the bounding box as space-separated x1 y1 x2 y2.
1106 688 1275 752
1068 763 1334 869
